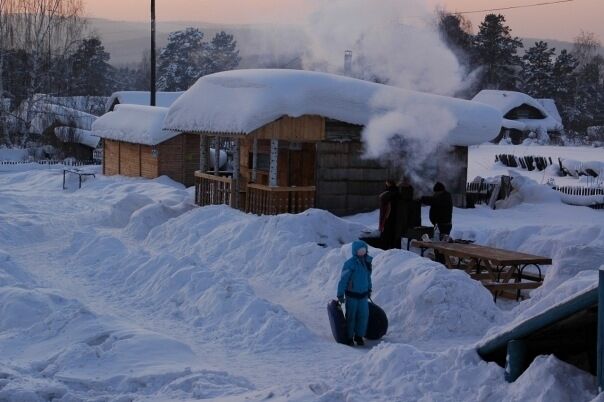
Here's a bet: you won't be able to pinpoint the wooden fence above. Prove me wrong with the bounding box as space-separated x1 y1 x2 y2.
0 159 100 166
246 184 315 215
195 171 233 207
496 154 553 171
553 185 604 210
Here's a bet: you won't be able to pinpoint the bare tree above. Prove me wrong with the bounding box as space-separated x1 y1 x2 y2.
572 31 602 67
0 0 86 146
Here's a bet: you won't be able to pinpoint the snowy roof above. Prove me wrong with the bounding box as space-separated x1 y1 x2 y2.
22 101 97 135
54 127 100 149
537 99 563 124
105 91 184 112
92 105 180 146
163 69 503 146
472 90 563 133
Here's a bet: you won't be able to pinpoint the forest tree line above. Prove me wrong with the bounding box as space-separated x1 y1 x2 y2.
0 0 602 146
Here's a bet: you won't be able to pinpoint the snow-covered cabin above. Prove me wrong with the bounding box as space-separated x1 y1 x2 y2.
92 105 201 185
162 69 501 215
472 90 563 145
105 91 184 113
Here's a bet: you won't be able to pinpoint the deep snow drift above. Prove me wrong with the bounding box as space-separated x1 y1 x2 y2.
0 164 602 401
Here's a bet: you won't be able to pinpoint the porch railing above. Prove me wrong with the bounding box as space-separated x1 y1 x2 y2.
245 183 315 215
195 171 233 206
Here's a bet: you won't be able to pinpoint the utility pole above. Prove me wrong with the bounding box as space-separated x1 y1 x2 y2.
150 0 156 106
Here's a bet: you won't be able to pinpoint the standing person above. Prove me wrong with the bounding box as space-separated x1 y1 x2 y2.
421 182 453 238
337 240 373 346
397 177 415 238
379 180 400 249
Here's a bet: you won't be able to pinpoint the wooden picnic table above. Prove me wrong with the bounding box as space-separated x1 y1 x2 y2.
411 240 552 300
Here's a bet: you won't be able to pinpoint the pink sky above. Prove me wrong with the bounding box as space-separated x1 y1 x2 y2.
84 0 603 42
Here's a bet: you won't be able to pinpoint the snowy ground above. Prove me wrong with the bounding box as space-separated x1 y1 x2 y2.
1 148 603 401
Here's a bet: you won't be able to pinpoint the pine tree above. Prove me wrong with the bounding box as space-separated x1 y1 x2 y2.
204 31 241 76
68 37 112 96
157 28 206 91
551 50 579 128
437 11 473 66
521 41 555 99
473 14 523 90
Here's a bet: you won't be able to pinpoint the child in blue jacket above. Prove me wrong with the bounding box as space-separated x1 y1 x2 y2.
337 240 372 346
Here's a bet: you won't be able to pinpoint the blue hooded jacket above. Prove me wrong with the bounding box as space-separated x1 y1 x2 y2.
337 240 373 298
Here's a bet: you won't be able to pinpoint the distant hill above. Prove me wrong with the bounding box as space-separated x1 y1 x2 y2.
89 18 604 68
88 18 305 68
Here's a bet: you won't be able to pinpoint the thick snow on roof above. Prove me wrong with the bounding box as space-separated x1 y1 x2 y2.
92 105 180 146
23 101 97 135
163 69 502 146
54 127 100 149
537 98 562 123
105 91 184 112
473 90 563 133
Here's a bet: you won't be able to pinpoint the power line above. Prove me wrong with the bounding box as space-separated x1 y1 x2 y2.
455 0 575 15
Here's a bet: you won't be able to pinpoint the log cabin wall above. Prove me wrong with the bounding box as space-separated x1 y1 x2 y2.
158 135 185 184
103 139 120 175
183 133 200 186
140 144 159 179
119 142 142 176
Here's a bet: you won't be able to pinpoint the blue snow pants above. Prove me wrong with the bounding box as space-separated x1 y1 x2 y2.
345 296 369 339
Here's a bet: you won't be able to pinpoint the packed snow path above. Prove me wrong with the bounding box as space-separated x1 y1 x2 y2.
0 167 602 401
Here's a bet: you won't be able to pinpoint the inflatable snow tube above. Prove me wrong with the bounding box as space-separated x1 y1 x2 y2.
365 301 388 340
327 300 348 344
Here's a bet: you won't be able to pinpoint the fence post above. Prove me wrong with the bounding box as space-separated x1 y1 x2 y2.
598 267 604 392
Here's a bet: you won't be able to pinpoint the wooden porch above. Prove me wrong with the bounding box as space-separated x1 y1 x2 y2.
195 171 315 215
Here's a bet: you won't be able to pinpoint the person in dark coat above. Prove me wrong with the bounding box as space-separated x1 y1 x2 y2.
421 182 453 238
396 178 415 239
379 180 400 249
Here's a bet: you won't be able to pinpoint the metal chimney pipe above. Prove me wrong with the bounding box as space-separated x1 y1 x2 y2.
344 50 352 75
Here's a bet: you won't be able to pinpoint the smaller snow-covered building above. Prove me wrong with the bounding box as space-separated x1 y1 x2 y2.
472 90 563 145
105 91 184 113
93 105 201 185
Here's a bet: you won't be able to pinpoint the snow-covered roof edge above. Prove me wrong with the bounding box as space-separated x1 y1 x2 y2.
105 91 184 112
92 104 180 146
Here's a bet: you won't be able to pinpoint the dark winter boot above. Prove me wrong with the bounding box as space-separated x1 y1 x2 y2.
354 336 365 346
346 338 355 346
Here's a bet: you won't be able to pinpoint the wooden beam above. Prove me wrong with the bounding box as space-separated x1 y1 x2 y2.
269 139 278 187
232 138 240 208
214 137 221 176
200 135 209 172
251 138 258 182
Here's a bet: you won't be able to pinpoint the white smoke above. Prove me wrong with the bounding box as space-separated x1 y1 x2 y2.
299 0 471 192
302 0 466 95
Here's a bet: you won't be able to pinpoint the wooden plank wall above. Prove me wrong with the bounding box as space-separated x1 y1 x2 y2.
316 140 394 216
140 145 159 179
158 135 185 184
119 142 141 176
104 139 120 175
183 133 200 186
251 115 325 142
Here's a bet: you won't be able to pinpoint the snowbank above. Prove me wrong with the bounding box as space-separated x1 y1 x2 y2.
163 69 502 146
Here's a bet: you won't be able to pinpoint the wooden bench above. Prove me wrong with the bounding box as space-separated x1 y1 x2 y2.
411 240 552 301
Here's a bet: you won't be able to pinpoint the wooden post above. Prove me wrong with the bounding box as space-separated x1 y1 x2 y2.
214 137 221 176
251 138 258 182
269 139 278 187
150 0 156 106
200 135 209 172
232 138 240 209
598 267 604 392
